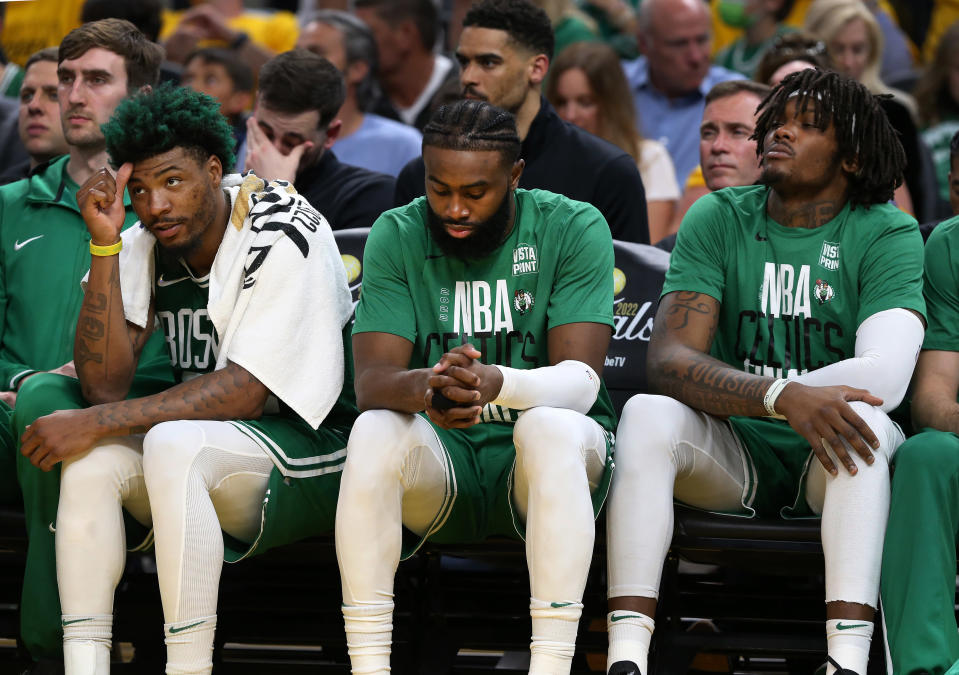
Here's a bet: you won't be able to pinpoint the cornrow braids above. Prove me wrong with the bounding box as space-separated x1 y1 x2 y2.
103 82 236 173
422 100 521 166
752 68 905 209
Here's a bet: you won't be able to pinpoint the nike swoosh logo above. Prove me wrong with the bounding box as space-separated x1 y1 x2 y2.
14 235 44 251
610 614 636 622
157 275 190 287
835 622 868 630
62 618 93 626
550 602 575 608
169 620 206 634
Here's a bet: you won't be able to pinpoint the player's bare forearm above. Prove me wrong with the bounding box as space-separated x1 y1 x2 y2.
75 255 140 403
88 361 268 435
648 291 773 417
911 351 959 433
21 362 269 470
353 332 436 413
354 364 433 413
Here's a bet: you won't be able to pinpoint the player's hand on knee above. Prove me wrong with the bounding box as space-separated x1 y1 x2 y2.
20 408 102 471
76 164 132 245
776 382 883 476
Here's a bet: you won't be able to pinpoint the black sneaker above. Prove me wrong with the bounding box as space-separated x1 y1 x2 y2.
826 656 860 675
608 661 642 675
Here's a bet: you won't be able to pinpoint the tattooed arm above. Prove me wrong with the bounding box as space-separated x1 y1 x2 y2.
648 291 772 417
74 164 154 403
21 360 268 470
649 291 885 475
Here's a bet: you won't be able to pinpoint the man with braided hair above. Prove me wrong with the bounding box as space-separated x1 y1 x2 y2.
337 98 615 674
20 84 357 675
605 69 925 675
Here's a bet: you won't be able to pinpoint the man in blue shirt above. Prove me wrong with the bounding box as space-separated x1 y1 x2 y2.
622 0 743 188
296 10 422 177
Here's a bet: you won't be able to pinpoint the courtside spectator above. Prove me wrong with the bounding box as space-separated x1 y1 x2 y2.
0 49 63 185
244 49 394 231
621 0 743 188
397 0 651 244
671 80 770 233
546 41 677 242
713 0 795 77
160 0 298 77
297 10 422 177
354 0 461 131
754 31 833 85
182 47 253 160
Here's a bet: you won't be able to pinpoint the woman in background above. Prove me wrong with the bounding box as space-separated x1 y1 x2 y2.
546 41 679 243
754 31 833 84
804 0 921 217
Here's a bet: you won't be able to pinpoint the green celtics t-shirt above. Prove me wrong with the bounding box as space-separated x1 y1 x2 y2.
354 188 616 432
921 215 959 351
664 185 926 376
153 249 219 382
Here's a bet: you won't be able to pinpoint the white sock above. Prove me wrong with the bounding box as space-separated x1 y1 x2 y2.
62 614 112 675
529 598 582 674
164 615 217 675
825 619 873 675
606 610 654 674
343 602 393 674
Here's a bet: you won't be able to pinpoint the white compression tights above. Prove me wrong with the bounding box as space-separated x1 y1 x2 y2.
607 394 902 607
336 408 608 675
56 420 275 675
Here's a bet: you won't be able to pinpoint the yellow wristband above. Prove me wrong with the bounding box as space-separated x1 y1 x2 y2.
89 240 122 257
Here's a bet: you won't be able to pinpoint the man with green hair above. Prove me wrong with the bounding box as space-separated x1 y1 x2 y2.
20 83 357 675
2 18 174 672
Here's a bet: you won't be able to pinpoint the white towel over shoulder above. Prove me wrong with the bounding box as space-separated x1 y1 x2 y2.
117 173 353 429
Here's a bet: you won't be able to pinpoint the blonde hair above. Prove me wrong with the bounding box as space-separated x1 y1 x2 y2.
804 0 885 92
803 0 917 117
545 41 641 162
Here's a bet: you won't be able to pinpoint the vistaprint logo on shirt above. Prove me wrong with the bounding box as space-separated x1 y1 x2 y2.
819 240 840 271
511 243 538 276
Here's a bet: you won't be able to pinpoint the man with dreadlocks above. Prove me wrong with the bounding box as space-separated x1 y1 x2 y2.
20 84 357 675
336 98 616 674
604 68 925 675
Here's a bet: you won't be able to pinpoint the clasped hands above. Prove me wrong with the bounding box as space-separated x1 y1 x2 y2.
425 344 503 429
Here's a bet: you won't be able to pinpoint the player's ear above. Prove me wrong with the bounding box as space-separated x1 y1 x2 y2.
841 153 860 177
207 153 223 187
510 158 524 190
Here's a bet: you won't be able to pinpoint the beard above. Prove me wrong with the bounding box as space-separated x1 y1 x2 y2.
758 162 784 187
426 190 513 261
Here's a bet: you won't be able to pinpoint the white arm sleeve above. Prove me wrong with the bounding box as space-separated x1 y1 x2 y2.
491 360 601 414
791 307 924 412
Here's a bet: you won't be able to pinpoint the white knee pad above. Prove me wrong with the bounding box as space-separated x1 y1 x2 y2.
141 421 207 499
513 407 606 490
343 410 426 487
807 402 901 608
